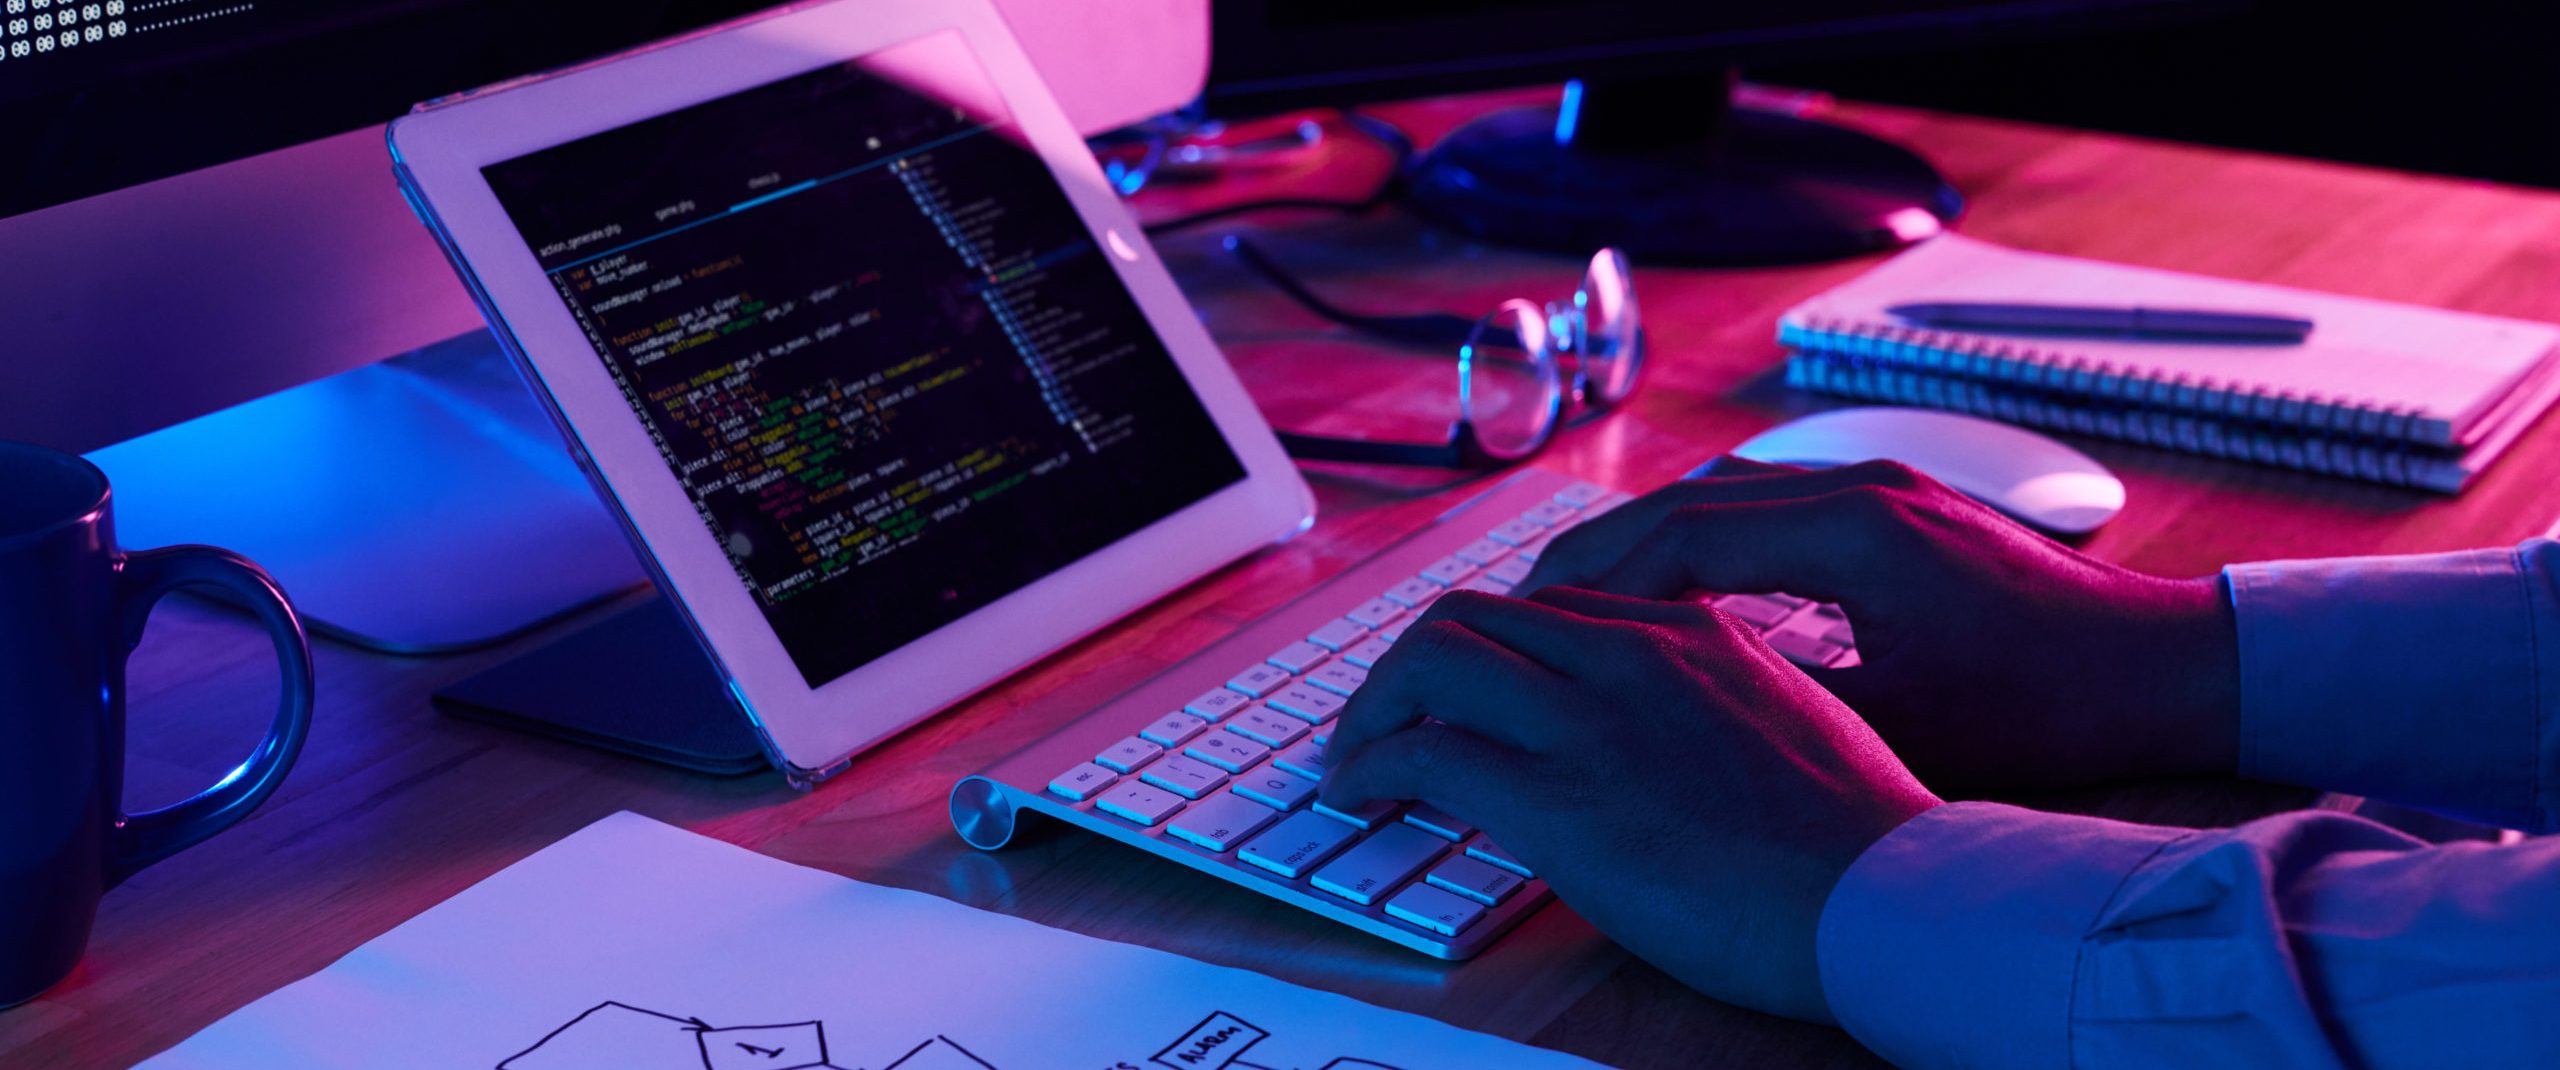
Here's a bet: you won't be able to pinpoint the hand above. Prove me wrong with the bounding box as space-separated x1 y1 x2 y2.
1517 458 2242 790
1319 588 1941 1024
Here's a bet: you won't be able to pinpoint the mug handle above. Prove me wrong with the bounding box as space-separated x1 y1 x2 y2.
104 545 316 886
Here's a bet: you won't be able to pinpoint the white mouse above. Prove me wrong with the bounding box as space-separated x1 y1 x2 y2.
1721 407 2124 534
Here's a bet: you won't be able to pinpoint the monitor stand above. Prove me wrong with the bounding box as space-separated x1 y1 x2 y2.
1402 71 1963 264
88 329 649 654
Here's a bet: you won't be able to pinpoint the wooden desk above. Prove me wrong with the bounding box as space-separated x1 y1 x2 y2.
15 90 2560 1068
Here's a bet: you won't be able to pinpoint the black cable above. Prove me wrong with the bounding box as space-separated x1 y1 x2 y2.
1139 109 1415 236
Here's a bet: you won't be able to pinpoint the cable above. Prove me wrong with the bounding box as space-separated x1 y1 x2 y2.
1139 109 1415 236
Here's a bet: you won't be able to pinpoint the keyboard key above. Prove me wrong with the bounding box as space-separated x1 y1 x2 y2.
1239 810 1362 879
1766 628 1847 668
1813 602 1848 620
1094 737 1163 774
1822 616 1855 646
1266 641 1331 674
1341 637 1395 669
1306 617 1368 653
1419 556 1475 586
1227 662 1293 698
1554 481 1611 508
1587 490 1637 514
1712 593 1796 628
1401 804 1476 842
1227 707 1309 748
1764 592 1809 609
1382 576 1441 608
1513 533 1555 562
1465 837 1534 878
1266 684 1346 724
1487 518 1545 546
1457 576 1511 596
1312 824 1449 906
1233 767 1319 811
1426 855 1526 906
1384 882 1487 937
1185 688 1249 722
1096 781 1185 827
1140 754 1229 799
1048 763 1117 802
1487 557 1534 586
1314 797 1401 831
1345 598 1405 628
1520 500 1578 527
1140 711 1207 747
1272 737 1334 780
1453 537 1511 566
1166 791 1280 852
1307 662 1367 697
1377 617 1416 643
1184 731 1269 774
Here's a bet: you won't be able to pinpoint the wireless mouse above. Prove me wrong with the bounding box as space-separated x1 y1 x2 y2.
1720 407 2125 534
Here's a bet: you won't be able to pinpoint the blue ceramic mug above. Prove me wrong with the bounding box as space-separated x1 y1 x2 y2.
0 440 314 1008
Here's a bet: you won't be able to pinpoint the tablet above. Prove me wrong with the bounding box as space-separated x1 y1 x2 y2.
388 0 1313 787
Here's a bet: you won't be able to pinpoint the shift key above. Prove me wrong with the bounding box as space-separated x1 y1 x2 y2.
1310 824 1448 907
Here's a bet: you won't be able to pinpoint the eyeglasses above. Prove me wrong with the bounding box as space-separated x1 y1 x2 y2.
1226 235 1643 468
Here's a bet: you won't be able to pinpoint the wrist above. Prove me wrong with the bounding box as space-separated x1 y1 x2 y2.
2121 573 2243 776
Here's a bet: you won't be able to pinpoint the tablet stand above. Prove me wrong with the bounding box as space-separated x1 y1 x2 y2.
432 593 769 776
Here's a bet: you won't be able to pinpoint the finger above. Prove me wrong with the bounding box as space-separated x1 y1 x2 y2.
1530 584 1892 715
1517 462 1907 598
1330 617 1571 765
1590 491 1891 606
1407 589 1644 682
1524 584 1714 627
1319 720 1533 826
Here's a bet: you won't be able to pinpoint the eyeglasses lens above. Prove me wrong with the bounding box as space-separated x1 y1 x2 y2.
1574 248 1642 404
1460 299 1565 460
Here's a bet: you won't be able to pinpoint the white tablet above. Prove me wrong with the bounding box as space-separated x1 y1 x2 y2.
388 0 1313 787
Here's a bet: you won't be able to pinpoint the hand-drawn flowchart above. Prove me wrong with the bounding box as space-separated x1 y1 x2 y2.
501 1004 1406 1070
145 815 1597 1070
497 1002 994 1070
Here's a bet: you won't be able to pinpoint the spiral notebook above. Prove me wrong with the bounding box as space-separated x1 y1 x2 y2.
1778 234 2560 491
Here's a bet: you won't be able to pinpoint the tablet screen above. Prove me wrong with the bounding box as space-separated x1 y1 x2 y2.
481 31 1246 688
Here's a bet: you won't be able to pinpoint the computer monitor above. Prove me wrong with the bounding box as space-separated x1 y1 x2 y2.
2 0 1209 456
1200 0 2225 264
3 0 1209 650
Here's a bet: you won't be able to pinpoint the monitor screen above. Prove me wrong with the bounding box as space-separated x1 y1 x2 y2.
481 30 1247 688
0 0 772 217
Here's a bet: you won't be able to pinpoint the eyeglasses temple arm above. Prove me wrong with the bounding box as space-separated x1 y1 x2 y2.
1225 235 1476 347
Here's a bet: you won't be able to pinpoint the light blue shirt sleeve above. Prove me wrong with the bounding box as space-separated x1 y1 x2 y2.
2226 539 2560 831
1814 539 2560 1068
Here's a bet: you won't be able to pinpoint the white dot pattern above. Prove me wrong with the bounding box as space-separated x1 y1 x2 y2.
0 0 242 61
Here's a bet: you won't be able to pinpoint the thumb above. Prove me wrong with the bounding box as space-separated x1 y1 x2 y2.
1321 722 1531 829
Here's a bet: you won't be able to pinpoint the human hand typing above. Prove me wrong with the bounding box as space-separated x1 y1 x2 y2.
1318 587 1940 1024
1518 458 2243 790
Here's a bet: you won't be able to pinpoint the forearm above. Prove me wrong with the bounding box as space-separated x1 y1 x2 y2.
1819 803 2560 1069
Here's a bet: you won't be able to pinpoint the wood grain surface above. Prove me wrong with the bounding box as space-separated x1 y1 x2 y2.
12 88 2560 1068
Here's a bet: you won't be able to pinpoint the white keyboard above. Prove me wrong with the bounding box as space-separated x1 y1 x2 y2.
949 468 1858 959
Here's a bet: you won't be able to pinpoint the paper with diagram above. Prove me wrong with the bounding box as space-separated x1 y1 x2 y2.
139 812 1603 1070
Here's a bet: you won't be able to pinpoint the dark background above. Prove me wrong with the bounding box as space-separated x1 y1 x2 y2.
1758 0 2560 189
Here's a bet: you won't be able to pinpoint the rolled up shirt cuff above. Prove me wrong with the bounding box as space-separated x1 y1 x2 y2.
1817 801 2188 1070
2224 546 2544 828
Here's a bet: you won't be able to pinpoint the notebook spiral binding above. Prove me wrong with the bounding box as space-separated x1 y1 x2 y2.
1779 316 2437 446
